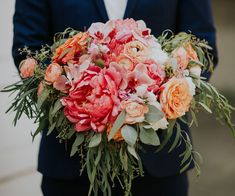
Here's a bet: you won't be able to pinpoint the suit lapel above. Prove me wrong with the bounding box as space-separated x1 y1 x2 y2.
93 0 109 22
124 0 138 19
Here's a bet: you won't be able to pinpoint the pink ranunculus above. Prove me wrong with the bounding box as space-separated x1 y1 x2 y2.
114 19 137 43
128 63 154 91
114 19 150 43
172 43 199 70
53 75 70 93
172 47 188 69
19 58 37 78
88 20 115 43
64 59 90 89
147 63 166 93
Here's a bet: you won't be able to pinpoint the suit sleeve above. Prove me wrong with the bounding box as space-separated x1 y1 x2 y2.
177 0 218 80
12 0 51 69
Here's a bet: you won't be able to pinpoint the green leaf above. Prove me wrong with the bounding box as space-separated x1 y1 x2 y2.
119 146 128 171
89 133 102 148
70 133 85 157
180 157 193 173
56 112 66 128
94 147 101 166
121 125 137 146
127 145 139 160
31 118 47 141
139 127 160 146
169 123 181 152
37 88 50 109
145 105 164 124
51 99 63 116
190 110 198 127
47 122 56 136
108 110 125 141
198 102 212 113
156 119 176 152
17 88 37 100
67 128 75 139
180 146 193 165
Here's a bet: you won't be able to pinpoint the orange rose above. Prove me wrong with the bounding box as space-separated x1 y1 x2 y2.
121 100 149 124
19 58 37 78
44 63 63 84
172 43 198 69
106 124 124 142
160 77 195 119
53 32 89 64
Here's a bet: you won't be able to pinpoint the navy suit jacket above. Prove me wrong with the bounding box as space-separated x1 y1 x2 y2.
13 0 217 179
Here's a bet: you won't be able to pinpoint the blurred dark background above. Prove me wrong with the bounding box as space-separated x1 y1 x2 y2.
189 1 235 196
0 0 234 195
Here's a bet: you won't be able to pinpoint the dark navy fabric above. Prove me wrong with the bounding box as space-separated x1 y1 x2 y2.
41 171 188 196
13 0 217 179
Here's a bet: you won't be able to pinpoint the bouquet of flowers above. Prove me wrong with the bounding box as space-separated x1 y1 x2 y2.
2 19 234 195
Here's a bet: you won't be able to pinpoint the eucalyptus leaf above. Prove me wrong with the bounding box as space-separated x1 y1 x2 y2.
94 147 102 166
67 129 75 139
145 105 164 124
139 127 160 146
89 133 102 148
47 122 56 136
121 125 137 146
37 88 50 109
168 123 181 152
70 133 85 157
180 157 193 173
190 110 198 127
32 118 47 141
198 102 212 113
108 110 125 141
156 119 176 152
51 99 63 116
127 145 139 160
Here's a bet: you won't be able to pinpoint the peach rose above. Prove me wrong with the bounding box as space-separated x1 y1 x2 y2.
116 54 134 71
19 58 37 78
44 63 63 84
172 43 198 69
106 124 124 142
121 100 149 124
124 40 149 63
159 77 196 119
37 81 44 96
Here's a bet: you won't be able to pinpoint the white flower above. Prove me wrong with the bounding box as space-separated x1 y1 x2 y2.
151 117 169 130
135 85 157 104
189 65 202 77
186 77 196 96
144 117 168 131
149 44 168 65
